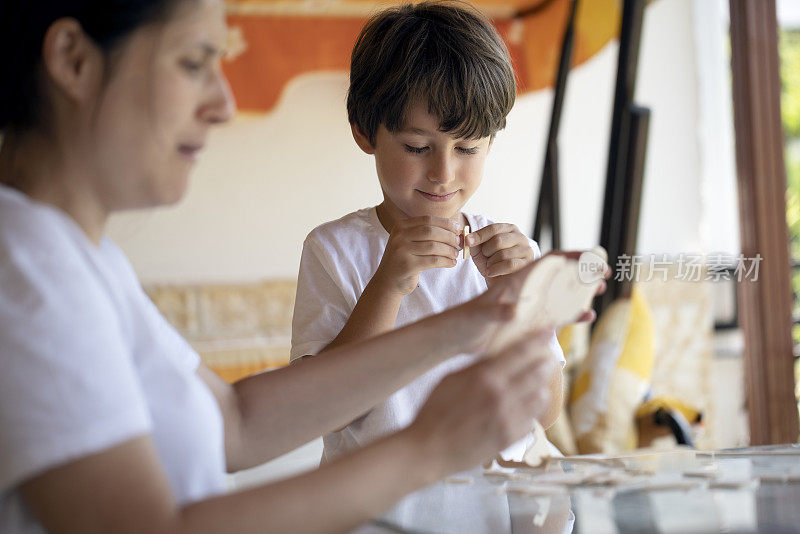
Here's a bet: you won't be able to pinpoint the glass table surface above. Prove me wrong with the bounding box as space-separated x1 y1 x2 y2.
357 445 800 534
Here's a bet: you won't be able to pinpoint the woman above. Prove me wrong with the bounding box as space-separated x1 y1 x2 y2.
0 1 567 532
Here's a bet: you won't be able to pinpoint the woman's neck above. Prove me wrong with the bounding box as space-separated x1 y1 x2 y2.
0 131 107 245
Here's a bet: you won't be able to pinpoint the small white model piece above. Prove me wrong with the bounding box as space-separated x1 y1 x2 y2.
483 470 531 481
562 457 626 468
463 225 470 260
532 495 551 526
522 420 551 467
581 470 637 486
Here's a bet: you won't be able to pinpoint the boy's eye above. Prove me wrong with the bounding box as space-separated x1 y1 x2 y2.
456 146 479 155
404 144 429 154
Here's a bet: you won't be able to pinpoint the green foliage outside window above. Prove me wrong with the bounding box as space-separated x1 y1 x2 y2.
780 29 800 346
781 30 800 139
779 29 800 415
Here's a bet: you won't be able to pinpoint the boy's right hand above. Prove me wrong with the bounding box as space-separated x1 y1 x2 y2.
374 215 463 296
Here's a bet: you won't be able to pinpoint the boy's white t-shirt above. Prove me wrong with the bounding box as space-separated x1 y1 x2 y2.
0 185 227 533
291 207 565 463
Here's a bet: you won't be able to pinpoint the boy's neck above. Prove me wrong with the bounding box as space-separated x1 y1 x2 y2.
375 201 467 234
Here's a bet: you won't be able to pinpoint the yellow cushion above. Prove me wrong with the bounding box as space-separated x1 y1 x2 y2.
568 287 655 454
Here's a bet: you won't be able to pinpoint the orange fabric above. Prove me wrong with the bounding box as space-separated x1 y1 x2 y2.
223 0 620 114
224 16 366 113
208 356 289 383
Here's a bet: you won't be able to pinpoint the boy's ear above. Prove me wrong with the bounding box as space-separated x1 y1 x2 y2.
487 136 495 154
41 18 104 106
351 123 376 155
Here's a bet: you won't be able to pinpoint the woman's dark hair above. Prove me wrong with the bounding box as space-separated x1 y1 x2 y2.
0 0 187 133
347 0 516 144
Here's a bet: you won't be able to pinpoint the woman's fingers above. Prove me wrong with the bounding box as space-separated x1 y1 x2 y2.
415 334 555 471
484 330 555 375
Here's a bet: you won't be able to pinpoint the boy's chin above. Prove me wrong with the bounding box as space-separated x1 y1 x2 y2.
405 196 463 216
423 203 464 219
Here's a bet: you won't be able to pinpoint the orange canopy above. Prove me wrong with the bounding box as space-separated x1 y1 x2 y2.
223 0 621 114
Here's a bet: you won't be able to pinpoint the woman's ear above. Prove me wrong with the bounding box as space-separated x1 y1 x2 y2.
41 18 103 105
350 123 376 155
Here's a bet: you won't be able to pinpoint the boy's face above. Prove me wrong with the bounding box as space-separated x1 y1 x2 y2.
353 103 493 224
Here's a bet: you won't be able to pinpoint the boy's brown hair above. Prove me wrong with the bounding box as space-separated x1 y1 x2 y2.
347 0 516 144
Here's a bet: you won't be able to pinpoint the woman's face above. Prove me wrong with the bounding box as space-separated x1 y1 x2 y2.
90 0 234 211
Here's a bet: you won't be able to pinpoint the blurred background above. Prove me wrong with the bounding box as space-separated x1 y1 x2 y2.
105 0 800 486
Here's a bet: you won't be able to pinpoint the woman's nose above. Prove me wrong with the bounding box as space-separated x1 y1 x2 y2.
200 70 237 125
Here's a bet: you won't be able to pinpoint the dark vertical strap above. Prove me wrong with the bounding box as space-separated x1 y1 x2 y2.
531 0 579 251
596 0 647 314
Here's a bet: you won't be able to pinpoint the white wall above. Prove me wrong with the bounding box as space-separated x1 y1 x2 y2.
109 0 739 284
778 0 800 28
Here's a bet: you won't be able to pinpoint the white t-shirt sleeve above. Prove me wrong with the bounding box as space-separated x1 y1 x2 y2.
0 255 152 493
290 237 354 361
104 240 200 374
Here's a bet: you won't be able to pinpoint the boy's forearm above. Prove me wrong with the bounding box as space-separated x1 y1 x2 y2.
180 429 443 534
321 274 404 352
541 367 564 430
231 312 462 466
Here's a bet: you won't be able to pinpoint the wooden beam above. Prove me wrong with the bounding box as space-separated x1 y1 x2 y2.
729 0 799 445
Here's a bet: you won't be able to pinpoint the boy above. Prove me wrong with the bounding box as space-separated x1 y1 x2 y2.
291 0 564 463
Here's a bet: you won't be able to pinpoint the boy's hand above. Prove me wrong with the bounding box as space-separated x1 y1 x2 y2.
467 223 536 285
374 215 463 296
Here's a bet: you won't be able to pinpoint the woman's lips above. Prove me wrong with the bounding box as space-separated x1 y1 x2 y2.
416 189 458 202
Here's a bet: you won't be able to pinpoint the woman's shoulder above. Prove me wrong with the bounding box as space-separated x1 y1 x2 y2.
0 185 90 269
0 187 119 332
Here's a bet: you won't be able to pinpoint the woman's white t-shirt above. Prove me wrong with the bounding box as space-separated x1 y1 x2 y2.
0 185 227 532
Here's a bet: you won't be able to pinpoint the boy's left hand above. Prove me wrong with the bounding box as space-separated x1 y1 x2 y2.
466 223 536 285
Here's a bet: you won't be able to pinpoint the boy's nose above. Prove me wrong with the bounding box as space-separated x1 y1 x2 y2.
427 154 455 185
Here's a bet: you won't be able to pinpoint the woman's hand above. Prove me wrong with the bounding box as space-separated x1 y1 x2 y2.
438 250 609 355
403 332 556 477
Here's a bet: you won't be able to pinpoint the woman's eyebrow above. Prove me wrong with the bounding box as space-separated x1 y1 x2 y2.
194 41 224 58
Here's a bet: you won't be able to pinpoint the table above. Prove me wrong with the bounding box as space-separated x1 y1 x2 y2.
361 445 800 534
